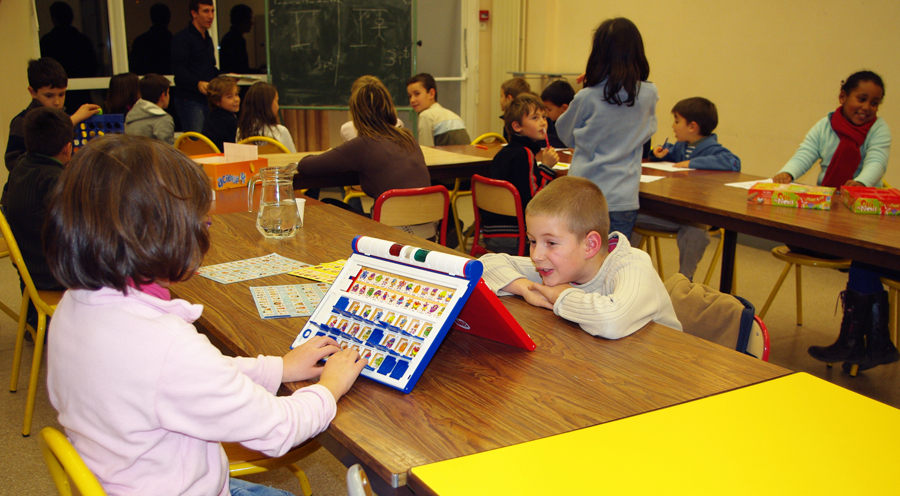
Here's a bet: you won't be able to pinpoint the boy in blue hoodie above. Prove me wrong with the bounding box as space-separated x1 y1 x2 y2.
632 97 740 280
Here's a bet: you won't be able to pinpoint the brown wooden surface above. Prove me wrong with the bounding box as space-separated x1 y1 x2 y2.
171 200 789 494
638 171 900 272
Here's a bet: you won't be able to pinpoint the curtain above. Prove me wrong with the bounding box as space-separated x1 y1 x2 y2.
281 109 329 151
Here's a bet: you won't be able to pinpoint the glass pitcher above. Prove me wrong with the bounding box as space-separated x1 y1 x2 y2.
247 164 301 238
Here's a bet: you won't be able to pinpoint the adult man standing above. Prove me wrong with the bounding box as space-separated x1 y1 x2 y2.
171 0 220 132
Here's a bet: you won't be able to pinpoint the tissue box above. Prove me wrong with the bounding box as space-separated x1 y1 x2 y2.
191 153 268 190
841 186 900 215
748 183 835 210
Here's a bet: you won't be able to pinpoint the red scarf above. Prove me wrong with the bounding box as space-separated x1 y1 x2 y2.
821 106 875 188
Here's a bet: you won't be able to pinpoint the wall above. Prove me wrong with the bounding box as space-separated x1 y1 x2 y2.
523 0 900 187
0 2 41 190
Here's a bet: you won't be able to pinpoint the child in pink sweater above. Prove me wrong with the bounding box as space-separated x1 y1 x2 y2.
44 135 367 496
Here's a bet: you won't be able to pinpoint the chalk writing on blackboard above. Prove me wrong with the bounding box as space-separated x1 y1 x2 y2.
269 0 413 108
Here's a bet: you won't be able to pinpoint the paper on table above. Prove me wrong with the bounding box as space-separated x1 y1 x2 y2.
725 178 773 190
224 142 258 162
642 162 692 172
640 175 665 183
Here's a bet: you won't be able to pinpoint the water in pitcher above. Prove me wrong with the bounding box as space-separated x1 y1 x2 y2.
257 200 301 238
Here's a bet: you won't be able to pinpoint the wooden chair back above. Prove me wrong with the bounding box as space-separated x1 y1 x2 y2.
373 186 450 245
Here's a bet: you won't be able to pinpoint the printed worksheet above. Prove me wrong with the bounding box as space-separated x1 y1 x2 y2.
198 253 309 284
289 259 347 284
250 283 330 318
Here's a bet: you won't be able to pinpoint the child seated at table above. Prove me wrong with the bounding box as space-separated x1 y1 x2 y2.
499 77 531 141
407 73 470 146
632 97 741 281
44 134 367 495
202 76 240 152
541 80 575 149
235 81 297 152
480 93 559 255
480 176 682 339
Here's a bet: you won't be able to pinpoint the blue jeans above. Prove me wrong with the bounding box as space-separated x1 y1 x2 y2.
174 96 209 133
609 209 638 239
229 477 296 496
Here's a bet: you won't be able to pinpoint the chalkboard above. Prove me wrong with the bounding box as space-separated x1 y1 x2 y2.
268 0 414 108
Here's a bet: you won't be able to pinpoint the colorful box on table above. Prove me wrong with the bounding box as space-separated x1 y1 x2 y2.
841 186 900 215
748 183 835 210
191 153 268 190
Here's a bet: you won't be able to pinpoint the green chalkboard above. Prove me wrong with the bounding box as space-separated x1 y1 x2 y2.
267 0 415 108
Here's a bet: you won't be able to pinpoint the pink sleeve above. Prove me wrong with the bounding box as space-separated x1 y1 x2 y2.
154 332 337 457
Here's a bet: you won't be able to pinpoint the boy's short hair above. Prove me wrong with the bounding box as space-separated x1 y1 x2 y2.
501 78 531 99
671 97 718 136
407 73 437 101
189 0 214 12
206 77 237 107
526 176 609 243
150 3 171 28
231 4 252 25
541 80 575 107
28 58 68 90
503 93 545 135
24 107 73 157
140 74 171 105
44 135 212 294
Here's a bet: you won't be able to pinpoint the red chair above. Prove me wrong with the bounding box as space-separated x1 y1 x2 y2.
372 185 450 245
470 174 526 257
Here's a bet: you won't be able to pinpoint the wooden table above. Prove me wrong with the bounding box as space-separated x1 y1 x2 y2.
638 172 900 291
171 200 790 495
408 372 900 495
255 145 495 190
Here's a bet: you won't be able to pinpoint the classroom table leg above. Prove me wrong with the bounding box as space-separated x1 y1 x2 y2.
719 230 738 294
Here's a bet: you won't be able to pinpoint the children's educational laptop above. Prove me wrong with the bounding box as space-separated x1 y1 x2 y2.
291 236 534 393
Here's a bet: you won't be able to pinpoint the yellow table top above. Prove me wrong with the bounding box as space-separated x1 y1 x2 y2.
260 145 488 169
409 373 900 495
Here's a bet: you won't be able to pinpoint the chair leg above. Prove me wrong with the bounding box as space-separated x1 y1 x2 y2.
653 237 664 278
759 262 793 320
703 229 725 286
795 264 803 326
23 311 48 437
10 293 31 393
288 463 313 496
889 287 898 347
451 197 466 253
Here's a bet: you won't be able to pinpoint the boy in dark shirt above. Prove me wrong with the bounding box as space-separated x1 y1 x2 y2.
481 94 559 255
541 80 575 149
201 77 240 151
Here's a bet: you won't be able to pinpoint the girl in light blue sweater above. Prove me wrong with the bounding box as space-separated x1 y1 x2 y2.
556 17 658 239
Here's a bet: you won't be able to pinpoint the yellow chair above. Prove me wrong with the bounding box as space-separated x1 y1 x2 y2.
223 440 321 496
0 236 20 324
882 277 900 347
236 136 291 154
39 427 107 496
633 226 677 279
372 186 451 245
758 246 851 324
453 133 507 252
634 226 735 291
174 132 220 156
1 209 65 436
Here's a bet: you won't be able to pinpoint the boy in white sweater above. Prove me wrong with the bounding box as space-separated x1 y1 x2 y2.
480 176 682 339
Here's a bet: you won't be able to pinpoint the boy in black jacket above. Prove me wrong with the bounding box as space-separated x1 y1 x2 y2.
481 94 559 255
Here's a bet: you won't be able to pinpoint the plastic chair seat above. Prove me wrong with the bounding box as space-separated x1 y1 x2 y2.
224 440 321 496
174 132 220 155
758 245 852 324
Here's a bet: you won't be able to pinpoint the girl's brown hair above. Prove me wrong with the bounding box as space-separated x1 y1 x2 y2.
207 76 238 108
349 76 417 152
105 72 141 114
237 81 279 141
44 135 212 294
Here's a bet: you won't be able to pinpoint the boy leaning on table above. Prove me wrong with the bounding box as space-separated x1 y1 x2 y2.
480 176 682 339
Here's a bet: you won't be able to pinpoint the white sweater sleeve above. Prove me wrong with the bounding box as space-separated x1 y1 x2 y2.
553 259 666 339
480 253 541 295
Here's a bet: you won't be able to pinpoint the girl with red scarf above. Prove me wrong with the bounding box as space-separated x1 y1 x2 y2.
774 71 897 374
